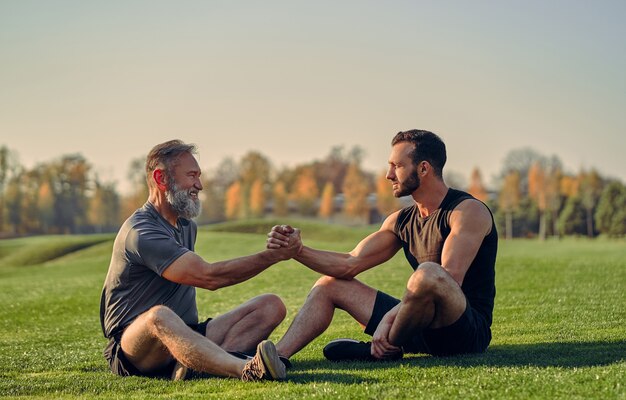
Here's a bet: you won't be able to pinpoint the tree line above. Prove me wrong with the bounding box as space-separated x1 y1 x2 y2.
0 145 624 238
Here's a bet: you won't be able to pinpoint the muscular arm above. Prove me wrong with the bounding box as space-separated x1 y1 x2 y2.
162 245 298 291
441 199 493 285
278 213 403 280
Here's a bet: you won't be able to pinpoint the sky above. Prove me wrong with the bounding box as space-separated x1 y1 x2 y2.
1 0 625 194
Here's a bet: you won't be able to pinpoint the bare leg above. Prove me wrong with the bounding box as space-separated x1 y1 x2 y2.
205 293 286 352
121 305 246 378
276 276 378 358
388 262 467 346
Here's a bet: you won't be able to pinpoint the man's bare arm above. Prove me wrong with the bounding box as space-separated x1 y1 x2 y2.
162 238 300 290
268 213 403 280
440 199 493 285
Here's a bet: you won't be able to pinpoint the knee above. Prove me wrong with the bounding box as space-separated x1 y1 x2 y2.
312 275 340 290
309 275 342 298
257 293 287 325
406 262 446 298
144 305 178 333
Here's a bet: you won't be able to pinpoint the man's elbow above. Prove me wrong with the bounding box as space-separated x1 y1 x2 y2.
333 264 358 280
195 271 226 291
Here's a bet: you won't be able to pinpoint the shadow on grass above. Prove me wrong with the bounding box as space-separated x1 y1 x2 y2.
83 340 625 384
290 340 626 373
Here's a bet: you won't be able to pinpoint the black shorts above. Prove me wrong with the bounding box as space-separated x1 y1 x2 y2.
364 291 491 356
103 318 211 378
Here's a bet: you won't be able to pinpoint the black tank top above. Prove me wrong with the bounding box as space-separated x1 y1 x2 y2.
394 188 497 325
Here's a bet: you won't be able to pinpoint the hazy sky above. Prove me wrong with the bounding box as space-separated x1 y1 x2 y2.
1 0 625 194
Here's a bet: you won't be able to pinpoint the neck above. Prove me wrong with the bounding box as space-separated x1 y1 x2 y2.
148 192 179 227
411 180 449 218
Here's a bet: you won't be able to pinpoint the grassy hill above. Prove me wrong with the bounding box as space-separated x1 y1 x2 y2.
0 220 624 399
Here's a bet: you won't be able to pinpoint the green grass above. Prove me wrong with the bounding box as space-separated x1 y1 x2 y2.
0 221 624 399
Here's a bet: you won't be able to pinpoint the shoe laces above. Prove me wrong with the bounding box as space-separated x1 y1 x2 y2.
241 354 266 382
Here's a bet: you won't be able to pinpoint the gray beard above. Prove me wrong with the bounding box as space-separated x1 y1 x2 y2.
166 184 201 220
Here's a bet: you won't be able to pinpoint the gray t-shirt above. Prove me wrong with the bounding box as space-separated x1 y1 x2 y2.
100 202 198 339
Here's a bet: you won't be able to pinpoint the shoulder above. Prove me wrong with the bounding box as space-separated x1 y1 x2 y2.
450 198 493 234
380 204 415 232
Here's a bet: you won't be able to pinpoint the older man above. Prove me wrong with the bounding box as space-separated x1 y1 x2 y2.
100 140 298 381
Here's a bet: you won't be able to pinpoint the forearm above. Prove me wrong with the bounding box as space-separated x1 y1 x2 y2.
206 250 283 289
294 246 356 279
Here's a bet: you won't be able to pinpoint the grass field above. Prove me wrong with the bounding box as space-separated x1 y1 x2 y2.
0 220 624 399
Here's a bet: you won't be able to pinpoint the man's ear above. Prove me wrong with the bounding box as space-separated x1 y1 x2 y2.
153 169 167 191
420 161 428 176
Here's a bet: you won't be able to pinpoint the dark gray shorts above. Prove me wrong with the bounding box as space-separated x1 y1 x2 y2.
364 291 491 356
104 317 211 378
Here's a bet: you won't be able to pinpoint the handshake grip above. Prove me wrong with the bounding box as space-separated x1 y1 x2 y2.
266 225 302 258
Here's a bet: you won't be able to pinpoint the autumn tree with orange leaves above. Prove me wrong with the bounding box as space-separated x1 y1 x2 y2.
272 181 289 217
498 171 521 240
467 167 489 203
375 171 399 218
318 182 335 220
249 179 266 217
225 181 242 220
342 163 371 222
291 167 319 216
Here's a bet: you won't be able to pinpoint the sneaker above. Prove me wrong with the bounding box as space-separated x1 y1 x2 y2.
171 360 188 381
241 340 286 382
323 338 403 362
229 350 293 370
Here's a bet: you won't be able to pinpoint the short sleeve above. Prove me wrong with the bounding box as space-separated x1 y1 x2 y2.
125 221 189 276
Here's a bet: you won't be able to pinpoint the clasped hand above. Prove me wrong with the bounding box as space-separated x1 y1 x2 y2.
266 224 302 260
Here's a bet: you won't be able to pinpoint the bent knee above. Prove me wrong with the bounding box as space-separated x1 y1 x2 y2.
143 305 179 333
313 275 334 287
309 275 344 297
407 262 448 294
257 293 287 323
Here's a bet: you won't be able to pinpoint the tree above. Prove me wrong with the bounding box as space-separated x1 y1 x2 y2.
272 181 289 217
237 152 272 219
498 171 521 239
498 147 545 195
249 179 266 218
4 172 23 234
0 146 10 232
528 161 548 240
291 167 319 216
239 151 271 188
225 181 242 220
49 155 91 233
467 167 489 202
310 145 364 193
0 146 19 234
578 169 604 237
375 170 399 218
557 196 586 236
89 179 121 232
199 157 239 224
595 181 626 237
122 157 149 220
200 178 226 223
18 167 45 233
342 163 371 222
545 166 563 237
318 182 335 220
37 180 55 233
560 175 579 198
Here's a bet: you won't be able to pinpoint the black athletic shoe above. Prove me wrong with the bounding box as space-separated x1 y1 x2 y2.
323 338 403 362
